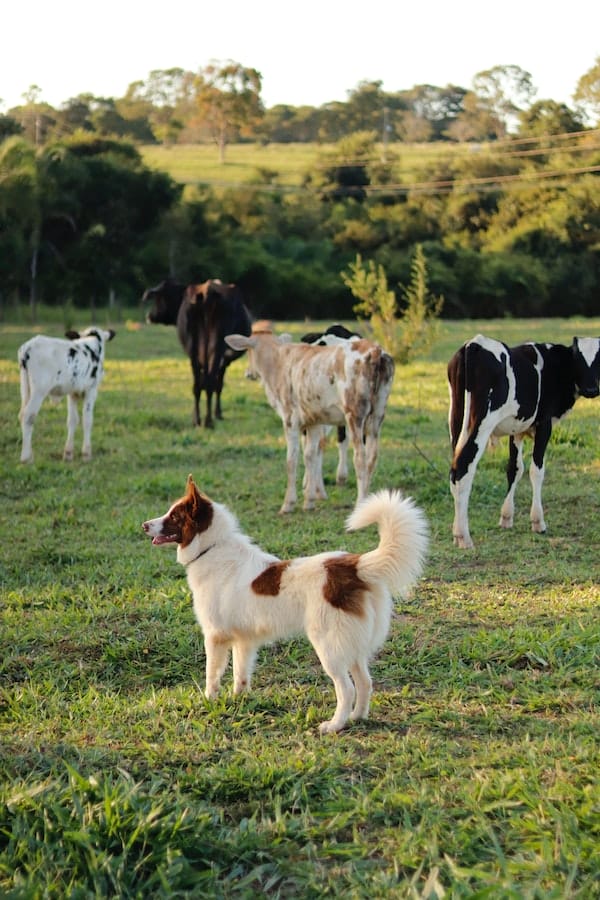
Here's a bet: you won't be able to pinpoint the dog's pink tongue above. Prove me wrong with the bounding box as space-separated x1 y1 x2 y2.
152 535 176 545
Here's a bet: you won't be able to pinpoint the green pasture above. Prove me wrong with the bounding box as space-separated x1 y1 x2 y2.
140 141 456 191
1 316 599 897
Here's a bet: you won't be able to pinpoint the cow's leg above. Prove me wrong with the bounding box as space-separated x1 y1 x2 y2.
346 415 369 503
364 416 383 487
80 389 98 460
63 394 80 461
191 361 202 426
302 428 327 500
450 423 494 549
203 390 215 428
301 426 324 509
529 421 551 533
499 435 525 528
335 426 349 485
19 390 44 463
214 367 226 420
280 423 300 513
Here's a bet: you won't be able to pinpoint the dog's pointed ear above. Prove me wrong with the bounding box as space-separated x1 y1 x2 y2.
186 474 201 508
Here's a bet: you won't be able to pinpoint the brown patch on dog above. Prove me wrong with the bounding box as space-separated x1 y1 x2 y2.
251 560 291 596
323 553 366 617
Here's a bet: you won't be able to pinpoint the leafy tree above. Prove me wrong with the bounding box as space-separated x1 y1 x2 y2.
445 90 503 141
313 131 378 201
0 137 76 318
471 64 536 137
11 85 56 145
396 244 443 362
51 95 95 137
194 60 263 162
123 69 195 143
0 114 22 140
57 137 181 305
342 253 398 355
343 81 388 134
341 246 443 362
518 100 585 137
400 83 467 140
574 56 600 124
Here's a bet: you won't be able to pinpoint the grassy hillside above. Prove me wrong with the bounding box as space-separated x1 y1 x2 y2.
1 316 599 896
140 141 455 191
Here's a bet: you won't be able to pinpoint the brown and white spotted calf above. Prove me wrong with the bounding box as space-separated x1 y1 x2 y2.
18 327 116 463
448 333 600 549
300 324 362 495
225 329 395 512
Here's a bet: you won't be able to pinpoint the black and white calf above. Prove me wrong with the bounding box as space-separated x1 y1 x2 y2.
18 327 116 463
448 333 600 549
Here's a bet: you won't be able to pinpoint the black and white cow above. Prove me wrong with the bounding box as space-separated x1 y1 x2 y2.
448 333 600 548
18 327 116 463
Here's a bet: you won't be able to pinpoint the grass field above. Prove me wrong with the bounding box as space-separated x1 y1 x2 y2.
1 315 599 897
140 141 458 193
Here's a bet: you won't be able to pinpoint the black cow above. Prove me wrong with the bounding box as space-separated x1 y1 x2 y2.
448 333 600 548
142 277 252 427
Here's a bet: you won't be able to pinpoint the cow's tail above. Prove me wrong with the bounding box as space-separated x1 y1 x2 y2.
347 489 428 598
447 343 467 451
17 345 31 420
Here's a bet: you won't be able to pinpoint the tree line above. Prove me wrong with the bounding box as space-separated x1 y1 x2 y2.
1 57 599 323
3 59 600 154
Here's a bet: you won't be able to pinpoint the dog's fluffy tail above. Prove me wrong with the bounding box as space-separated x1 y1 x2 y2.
347 489 429 597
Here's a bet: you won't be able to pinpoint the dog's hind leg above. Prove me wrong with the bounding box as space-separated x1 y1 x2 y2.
312 647 356 734
318 669 355 734
204 637 230 698
349 660 372 721
232 641 259 694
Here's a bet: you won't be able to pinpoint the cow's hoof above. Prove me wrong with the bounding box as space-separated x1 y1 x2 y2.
499 515 513 529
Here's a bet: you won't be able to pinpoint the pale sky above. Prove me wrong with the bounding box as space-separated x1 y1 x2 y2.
2 0 598 113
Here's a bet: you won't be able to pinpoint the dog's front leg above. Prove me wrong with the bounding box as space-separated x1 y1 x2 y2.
204 636 230 698
232 642 259 694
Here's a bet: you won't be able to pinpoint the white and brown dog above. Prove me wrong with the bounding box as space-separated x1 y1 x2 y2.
142 475 428 734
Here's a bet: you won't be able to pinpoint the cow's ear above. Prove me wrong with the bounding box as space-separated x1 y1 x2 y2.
107 329 116 341
65 330 80 340
225 334 253 351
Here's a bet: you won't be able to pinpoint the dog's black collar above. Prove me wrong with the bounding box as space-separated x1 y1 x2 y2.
184 543 216 566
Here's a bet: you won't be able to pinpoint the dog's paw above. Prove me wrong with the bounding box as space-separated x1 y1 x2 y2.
318 719 345 735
